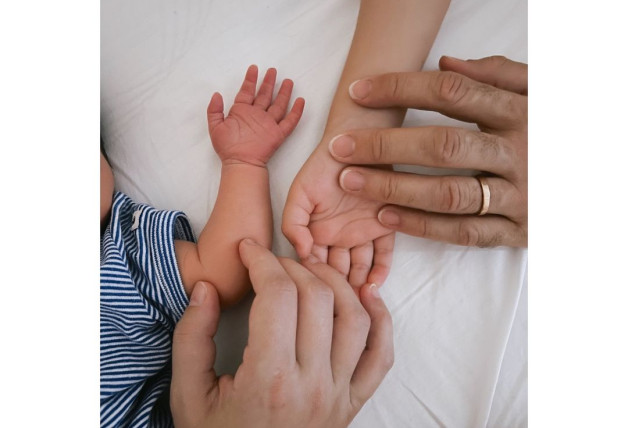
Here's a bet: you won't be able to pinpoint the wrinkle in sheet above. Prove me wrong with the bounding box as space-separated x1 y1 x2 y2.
399 379 447 428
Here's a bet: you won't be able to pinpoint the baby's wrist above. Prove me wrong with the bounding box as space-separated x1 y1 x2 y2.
220 158 269 169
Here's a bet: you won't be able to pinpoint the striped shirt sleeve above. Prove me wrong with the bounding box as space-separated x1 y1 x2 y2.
100 192 195 427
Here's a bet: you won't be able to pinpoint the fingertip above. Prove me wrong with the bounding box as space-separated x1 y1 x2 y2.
361 283 381 302
377 208 401 228
238 238 259 265
207 92 223 111
189 281 208 306
439 55 464 70
246 64 259 81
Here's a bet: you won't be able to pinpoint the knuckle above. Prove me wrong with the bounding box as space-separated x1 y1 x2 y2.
458 223 482 247
408 214 429 238
370 129 389 162
438 178 476 213
457 223 505 247
302 278 334 302
477 132 501 157
270 275 298 297
267 368 294 410
433 128 465 165
434 71 468 105
486 55 509 68
348 307 371 335
387 73 406 100
380 174 400 202
350 261 371 274
306 380 332 417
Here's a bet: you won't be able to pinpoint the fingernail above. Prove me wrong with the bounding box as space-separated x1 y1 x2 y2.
242 238 258 246
349 80 372 100
378 208 400 227
189 282 208 306
328 134 355 158
369 283 381 299
339 169 365 191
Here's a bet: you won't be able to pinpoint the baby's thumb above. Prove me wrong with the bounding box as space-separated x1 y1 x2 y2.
171 282 221 414
282 198 314 259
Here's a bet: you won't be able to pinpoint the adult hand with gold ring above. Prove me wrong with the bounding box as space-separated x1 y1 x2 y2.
328 55 527 247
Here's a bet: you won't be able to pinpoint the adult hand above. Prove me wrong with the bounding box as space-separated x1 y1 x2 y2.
170 239 393 428
328 55 527 247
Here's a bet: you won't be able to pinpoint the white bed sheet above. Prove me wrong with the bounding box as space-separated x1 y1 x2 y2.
101 0 528 426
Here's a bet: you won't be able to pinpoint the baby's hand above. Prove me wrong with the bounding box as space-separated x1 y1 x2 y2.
208 65 305 167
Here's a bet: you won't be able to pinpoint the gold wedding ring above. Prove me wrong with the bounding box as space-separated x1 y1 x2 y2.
477 176 490 216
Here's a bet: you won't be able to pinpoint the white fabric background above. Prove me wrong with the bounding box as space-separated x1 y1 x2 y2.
101 0 528 426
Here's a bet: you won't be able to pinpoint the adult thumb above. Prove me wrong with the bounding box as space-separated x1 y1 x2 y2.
171 281 221 419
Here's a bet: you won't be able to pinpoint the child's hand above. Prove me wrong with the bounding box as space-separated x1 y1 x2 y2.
208 65 305 167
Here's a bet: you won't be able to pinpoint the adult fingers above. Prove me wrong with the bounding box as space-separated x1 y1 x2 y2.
302 256 370 386
348 242 373 288
234 64 258 105
253 67 277 110
171 282 221 422
377 206 527 247
350 284 394 408
238 239 297 365
439 55 528 95
328 127 515 176
340 167 517 216
279 257 334 371
348 70 526 131
368 232 395 287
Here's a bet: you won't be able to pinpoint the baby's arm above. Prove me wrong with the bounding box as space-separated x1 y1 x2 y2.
175 65 304 307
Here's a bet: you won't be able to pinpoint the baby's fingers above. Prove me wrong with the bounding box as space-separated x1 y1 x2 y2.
254 68 277 110
278 97 305 137
367 233 395 287
234 64 258 105
207 92 225 134
268 79 294 121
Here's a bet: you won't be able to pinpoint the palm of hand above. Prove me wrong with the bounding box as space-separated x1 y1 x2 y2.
284 149 394 286
304 158 391 249
211 103 286 166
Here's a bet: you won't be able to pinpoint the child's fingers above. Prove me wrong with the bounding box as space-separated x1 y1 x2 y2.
207 92 225 134
234 64 258 105
348 241 374 288
367 232 395 287
253 68 277 110
282 196 315 260
278 97 305 137
267 79 294 121
328 246 350 278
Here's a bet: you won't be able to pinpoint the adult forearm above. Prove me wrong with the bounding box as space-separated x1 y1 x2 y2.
322 0 450 138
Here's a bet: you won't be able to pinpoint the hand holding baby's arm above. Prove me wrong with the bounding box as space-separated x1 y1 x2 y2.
208 65 305 167
176 65 304 307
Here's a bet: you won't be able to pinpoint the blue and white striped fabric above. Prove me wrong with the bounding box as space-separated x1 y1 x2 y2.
100 192 195 427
